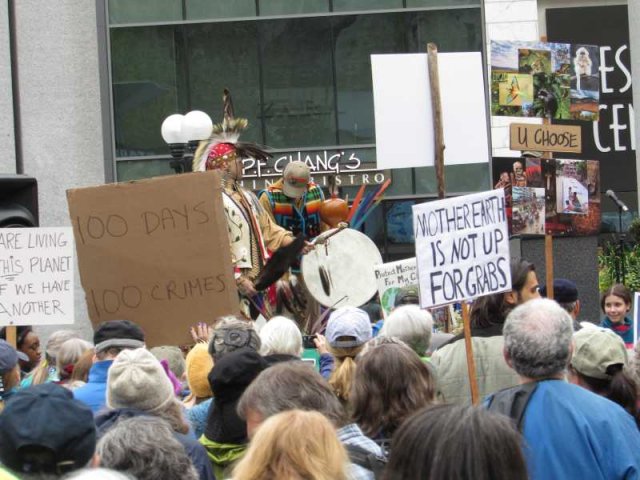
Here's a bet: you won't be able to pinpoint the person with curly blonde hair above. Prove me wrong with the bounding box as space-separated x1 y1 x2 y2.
231 410 349 480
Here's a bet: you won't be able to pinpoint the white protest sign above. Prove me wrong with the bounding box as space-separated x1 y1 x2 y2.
371 52 489 170
0 227 75 326
412 190 511 308
374 258 418 317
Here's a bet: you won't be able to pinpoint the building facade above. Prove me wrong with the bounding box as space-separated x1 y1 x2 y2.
0 0 636 335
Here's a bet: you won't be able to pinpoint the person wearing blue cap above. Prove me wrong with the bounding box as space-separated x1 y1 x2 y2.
0 383 96 477
314 306 372 404
0 339 29 411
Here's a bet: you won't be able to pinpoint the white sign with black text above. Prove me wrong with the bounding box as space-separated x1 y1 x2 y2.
412 190 511 308
0 227 74 326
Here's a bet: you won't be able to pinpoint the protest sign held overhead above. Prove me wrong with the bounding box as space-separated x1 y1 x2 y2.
66 171 238 347
413 190 511 308
0 227 74 326
373 258 418 317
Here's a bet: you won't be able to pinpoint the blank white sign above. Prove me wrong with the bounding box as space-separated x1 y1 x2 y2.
371 52 489 169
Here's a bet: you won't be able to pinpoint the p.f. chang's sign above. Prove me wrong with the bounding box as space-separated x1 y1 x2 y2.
239 150 389 190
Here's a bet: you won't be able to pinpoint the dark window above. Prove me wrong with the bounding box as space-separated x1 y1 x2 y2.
108 5 484 200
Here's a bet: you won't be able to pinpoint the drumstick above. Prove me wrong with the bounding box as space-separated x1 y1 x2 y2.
309 295 348 334
347 184 367 222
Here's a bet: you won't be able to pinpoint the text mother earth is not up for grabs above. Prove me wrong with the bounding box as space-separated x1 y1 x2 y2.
413 190 512 308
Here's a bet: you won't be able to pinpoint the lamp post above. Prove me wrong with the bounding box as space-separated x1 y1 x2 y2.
161 111 212 174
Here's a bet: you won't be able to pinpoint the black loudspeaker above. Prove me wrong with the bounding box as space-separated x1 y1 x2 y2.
0 174 38 227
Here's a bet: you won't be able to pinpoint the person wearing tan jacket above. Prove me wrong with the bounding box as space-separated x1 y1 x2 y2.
430 258 540 405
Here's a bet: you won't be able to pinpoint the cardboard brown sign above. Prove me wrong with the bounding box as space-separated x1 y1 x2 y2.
510 123 582 153
66 171 239 347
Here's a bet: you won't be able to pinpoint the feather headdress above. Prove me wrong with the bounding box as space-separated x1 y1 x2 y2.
193 89 271 172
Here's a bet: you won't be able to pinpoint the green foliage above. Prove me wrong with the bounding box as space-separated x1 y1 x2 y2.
598 243 640 293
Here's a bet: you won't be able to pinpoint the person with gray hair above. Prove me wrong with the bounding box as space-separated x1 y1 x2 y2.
379 305 432 359
486 298 640 480
56 338 94 387
95 416 198 480
237 361 383 479
259 315 303 364
62 468 133 479
502 297 574 380
208 315 261 360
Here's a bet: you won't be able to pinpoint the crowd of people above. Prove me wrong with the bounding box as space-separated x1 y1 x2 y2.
1 258 640 479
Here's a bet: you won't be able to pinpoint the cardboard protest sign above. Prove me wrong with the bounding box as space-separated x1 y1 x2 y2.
66 171 238 347
0 227 74 326
412 190 511 308
510 123 581 153
371 52 489 170
373 258 418 317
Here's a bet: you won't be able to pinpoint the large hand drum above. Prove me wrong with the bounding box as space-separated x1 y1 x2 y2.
302 228 382 308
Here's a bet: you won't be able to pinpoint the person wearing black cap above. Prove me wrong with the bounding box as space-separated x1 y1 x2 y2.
0 383 96 478
0 339 29 411
199 347 267 479
540 278 581 331
73 320 145 414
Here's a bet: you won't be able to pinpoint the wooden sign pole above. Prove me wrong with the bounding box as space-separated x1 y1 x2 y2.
462 302 479 404
545 234 554 299
428 42 479 403
6 325 17 348
427 43 446 201
542 118 554 300
427 42 449 334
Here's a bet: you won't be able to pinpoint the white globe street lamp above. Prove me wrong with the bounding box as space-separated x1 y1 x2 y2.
161 111 212 174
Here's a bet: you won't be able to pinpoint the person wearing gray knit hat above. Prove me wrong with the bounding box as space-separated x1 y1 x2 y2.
107 348 175 412
97 347 216 480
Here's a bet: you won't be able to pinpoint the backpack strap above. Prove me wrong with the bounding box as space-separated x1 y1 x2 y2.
486 381 539 431
345 444 388 479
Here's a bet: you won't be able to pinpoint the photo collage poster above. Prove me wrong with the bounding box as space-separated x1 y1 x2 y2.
491 41 600 121
493 157 601 236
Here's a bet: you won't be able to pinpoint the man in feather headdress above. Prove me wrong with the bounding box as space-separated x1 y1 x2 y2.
193 90 299 319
